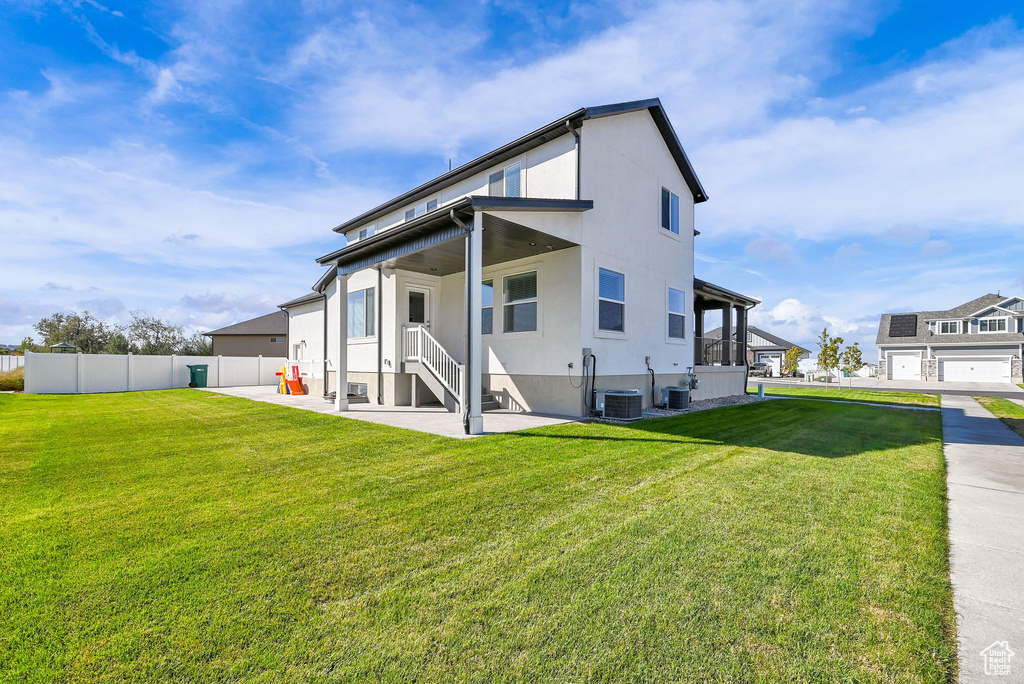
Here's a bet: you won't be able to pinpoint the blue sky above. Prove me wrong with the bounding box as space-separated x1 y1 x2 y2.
2 0 1024 358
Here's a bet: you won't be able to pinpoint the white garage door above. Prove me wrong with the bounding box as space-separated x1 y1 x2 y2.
758 353 782 375
939 358 1011 383
889 353 921 380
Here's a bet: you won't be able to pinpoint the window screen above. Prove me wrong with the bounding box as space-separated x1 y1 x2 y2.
503 272 537 333
599 268 625 332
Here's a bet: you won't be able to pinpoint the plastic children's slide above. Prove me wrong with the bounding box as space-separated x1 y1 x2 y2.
276 363 306 396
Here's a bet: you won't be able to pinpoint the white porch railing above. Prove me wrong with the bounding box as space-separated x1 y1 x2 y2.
403 326 464 408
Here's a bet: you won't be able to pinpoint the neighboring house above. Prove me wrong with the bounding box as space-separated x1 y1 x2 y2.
286 98 758 433
876 294 1024 383
204 311 289 357
705 325 808 375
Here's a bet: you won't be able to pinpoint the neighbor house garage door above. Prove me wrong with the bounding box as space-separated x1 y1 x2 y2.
758 353 782 375
938 358 1011 383
888 353 921 381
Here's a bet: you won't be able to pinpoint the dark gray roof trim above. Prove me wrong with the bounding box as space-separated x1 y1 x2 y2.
693 278 760 307
278 292 323 309
314 265 338 293
204 311 287 337
331 98 704 234
317 196 593 265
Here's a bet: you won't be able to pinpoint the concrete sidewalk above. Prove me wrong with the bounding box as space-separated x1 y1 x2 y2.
941 395 1024 682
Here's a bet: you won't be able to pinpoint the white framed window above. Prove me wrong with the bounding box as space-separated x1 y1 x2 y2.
347 287 376 338
270 337 284 343
979 317 1007 333
348 382 368 397
668 287 686 339
598 268 625 333
426 198 438 212
488 161 522 198
404 208 416 221
357 226 374 241
503 271 537 333
661 188 680 234
938 320 960 334
481 279 494 335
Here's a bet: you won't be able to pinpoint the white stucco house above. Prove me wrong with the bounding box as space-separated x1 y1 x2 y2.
280 99 758 433
876 294 1024 383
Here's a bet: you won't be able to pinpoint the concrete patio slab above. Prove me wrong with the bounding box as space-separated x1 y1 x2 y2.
941 394 1024 683
199 385 577 438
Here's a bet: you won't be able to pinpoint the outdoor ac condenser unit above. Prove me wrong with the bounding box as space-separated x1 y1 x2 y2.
661 386 690 410
596 389 644 421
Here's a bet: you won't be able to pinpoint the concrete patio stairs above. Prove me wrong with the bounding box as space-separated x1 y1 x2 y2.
406 359 501 413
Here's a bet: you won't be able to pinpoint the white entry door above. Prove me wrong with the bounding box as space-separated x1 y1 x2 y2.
939 358 1011 383
889 353 921 380
408 287 431 333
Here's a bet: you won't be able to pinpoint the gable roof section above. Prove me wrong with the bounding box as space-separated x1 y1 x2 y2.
204 311 287 337
278 292 323 310
875 293 1018 345
330 98 705 235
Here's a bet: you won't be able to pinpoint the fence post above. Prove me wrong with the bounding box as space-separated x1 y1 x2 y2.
126 352 133 392
258 355 263 386
171 354 176 387
76 352 83 394
217 356 222 387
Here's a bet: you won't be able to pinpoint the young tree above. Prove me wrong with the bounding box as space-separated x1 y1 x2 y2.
782 346 804 377
816 328 844 389
840 342 865 389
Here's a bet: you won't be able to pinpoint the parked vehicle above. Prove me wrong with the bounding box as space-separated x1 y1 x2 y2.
749 362 773 378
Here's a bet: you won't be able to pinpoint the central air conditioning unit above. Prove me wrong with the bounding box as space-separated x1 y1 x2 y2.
596 389 644 421
661 386 690 410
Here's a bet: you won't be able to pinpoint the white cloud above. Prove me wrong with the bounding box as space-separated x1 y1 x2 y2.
922 239 951 256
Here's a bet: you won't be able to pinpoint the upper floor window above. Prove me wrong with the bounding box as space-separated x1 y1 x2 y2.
404 208 416 221
426 198 438 212
348 287 376 338
938 320 960 334
481 280 494 335
668 287 686 339
503 271 537 333
598 268 625 332
979 317 1007 333
270 337 284 343
357 227 374 241
661 188 680 234
489 161 522 198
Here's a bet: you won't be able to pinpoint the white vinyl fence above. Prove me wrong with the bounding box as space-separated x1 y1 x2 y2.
24 352 288 394
0 356 25 372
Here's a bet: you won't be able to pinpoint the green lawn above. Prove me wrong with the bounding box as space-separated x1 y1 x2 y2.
0 390 957 682
974 395 1024 439
748 385 941 408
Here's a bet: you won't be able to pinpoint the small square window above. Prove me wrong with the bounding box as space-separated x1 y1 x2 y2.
426 199 438 212
270 337 284 343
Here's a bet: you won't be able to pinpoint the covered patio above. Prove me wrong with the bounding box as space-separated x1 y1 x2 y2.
693 278 759 367
316 195 593 435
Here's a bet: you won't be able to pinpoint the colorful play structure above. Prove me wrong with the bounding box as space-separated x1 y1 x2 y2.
276 363 307 396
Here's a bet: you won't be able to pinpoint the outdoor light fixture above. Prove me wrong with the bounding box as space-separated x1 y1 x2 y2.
529 242 537 246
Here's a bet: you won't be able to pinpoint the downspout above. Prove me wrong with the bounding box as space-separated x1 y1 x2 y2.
450 209 473 433
321 290 329 397
566 119 580 200
376 266 384 404
742 303 755 395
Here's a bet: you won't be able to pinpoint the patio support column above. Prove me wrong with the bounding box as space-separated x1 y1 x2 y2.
334 270 349 411
466 211 484 435
720 302 733 366
694 306 704 366
734 304 747 366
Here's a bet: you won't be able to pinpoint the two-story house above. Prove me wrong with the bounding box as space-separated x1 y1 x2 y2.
876 294 1024 383
282 99 758 433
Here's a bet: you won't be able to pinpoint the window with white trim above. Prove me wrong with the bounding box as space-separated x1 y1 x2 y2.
979 317 1007 332
481 279 493 335
503 271 537 333
938 320 959 334
404 208 416 221
347 287 376 338
598 268 625 332
488 161 522 198
426 198 438 212
668 287 686 339
661 188 680 234
270 337 284 343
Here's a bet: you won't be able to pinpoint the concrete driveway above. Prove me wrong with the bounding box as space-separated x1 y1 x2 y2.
755 376 1024 400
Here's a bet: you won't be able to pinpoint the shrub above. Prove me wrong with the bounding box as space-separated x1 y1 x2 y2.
0 367 25 391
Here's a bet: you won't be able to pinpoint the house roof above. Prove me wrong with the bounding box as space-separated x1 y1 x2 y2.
329 98 706 235
693 278 760 307
278 292 323 310
876 293 1024 345
706 325 801 350
203 311 287 337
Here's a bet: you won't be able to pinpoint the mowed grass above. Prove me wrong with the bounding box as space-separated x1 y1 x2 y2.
748 385 941 408
0 390 956 682
974 395 1024 439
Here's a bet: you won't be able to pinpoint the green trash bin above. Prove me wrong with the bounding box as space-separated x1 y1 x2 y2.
186 364 208 388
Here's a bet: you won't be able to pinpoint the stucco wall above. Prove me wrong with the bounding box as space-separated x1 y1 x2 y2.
211 335 287 358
